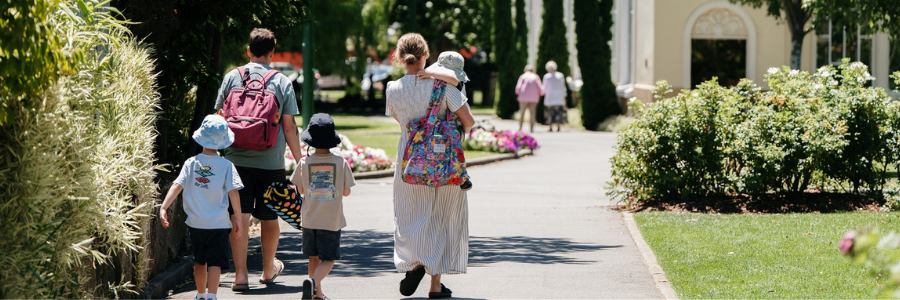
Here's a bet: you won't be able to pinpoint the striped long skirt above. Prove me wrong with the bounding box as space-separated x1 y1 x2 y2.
392 175 469 275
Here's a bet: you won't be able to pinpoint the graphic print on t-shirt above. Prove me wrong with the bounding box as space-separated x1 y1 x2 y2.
308 163 337 202
194 165 214 189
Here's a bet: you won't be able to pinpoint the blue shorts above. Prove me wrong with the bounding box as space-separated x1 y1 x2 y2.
302 228 341 261
188 227 231 267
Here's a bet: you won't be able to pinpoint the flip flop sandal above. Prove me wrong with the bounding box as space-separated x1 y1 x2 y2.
302 278 316 300
259 259 284 284
399 266 426 296
231 282 249 291
428 283 452 299
313 296 330 300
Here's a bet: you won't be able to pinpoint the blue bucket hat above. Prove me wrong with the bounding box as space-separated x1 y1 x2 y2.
427 51 469 83
301 113 342 149
193 114 235 150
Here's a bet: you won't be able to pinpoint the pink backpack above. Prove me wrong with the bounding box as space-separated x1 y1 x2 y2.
220 66 282 150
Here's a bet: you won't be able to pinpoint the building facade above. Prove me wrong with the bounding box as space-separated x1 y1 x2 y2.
611 0 895 102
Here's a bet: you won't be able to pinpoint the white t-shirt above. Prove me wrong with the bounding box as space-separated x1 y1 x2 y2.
173 154 244 229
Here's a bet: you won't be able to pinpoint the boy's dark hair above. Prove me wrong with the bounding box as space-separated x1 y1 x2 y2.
249 28 276 57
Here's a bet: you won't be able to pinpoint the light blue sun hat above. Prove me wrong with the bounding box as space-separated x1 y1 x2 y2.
427 51 469 83
193 114 235 150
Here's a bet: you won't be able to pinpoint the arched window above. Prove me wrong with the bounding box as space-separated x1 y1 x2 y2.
683 1 756 89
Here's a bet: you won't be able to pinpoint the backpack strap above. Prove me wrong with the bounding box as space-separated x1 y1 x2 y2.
261 69 280 87
237 66 249 82
425 80 448 127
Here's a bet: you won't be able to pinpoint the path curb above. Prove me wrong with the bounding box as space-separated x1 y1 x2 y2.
143 255 194 299
622 211 679 300
353 149 535 180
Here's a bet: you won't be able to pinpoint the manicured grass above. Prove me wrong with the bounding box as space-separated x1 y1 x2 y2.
634 212 900 299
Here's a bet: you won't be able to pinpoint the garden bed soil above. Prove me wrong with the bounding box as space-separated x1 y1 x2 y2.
624 193 883 214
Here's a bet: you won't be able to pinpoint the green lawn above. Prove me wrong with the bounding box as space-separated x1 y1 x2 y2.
634 212 900 299
295 115 496 162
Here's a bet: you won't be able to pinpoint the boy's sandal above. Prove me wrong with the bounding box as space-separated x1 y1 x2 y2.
428 284 452 299
302 278 316 299
231 282 250 291
259 258 284 284
399 266 426 296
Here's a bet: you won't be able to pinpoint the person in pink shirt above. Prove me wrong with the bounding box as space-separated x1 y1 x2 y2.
515 65 544 132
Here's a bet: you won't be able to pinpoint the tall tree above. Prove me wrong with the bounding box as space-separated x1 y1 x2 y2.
535 0 571 124
575 0 619 130
515 0 529 66
729 0 812 70
495 1 518 119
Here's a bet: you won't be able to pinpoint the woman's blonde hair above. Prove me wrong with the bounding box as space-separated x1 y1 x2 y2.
394 33 429 65
545 60 558 72
524 65 534 73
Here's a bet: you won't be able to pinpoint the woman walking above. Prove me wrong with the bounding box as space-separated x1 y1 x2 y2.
515 65 543 133
385 33 475 299
542 60 568 132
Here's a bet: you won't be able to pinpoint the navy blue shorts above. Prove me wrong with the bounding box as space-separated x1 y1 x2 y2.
302 228 341 261
188 227 231 267
228 166 284 220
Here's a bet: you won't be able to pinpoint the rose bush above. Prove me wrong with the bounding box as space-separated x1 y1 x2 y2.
609 60 900 204
839 227 900 298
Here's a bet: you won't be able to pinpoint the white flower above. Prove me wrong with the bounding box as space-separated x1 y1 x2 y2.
813 83 824 90
858 76 866 83
816 67 831 78
789 70 800 77
768 67 778 74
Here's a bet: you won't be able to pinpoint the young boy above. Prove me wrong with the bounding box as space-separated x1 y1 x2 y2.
417 50 474 191
291 113 357 300
160 114 244 300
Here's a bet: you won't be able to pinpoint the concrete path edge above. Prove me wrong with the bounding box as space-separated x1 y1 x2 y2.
622 211 679 300
143 255 194 299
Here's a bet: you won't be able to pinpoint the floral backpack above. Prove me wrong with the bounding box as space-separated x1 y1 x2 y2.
400 80 469 187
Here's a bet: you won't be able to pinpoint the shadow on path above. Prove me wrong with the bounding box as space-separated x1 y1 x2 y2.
170 230 620 294
469 236 621 266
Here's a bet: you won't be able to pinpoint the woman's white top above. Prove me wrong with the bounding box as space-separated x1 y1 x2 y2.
543 72 567 106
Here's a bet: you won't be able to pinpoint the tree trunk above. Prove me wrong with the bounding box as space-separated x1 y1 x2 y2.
789 29 803 70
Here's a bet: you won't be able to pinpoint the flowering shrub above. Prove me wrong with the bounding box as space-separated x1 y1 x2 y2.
609 60 900 203
463 128 540 153
839 228 900 298
285 133 393 174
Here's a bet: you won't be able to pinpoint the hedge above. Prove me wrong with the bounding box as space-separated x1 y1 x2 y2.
609 61 900 204
0 1 160 298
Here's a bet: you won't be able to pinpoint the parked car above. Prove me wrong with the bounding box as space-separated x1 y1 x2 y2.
361 64 394 98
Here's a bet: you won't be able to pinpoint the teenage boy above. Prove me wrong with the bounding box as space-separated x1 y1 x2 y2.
214 28 303 290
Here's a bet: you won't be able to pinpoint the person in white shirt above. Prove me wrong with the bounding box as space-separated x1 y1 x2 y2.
542 60 568 132
159 114 244 300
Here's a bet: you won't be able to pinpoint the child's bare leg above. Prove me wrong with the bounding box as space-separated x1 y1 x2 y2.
207 266 221 294
313 259 335 297
194 262 207 294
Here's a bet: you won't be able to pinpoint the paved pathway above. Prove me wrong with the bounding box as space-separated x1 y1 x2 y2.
169 115 662 299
